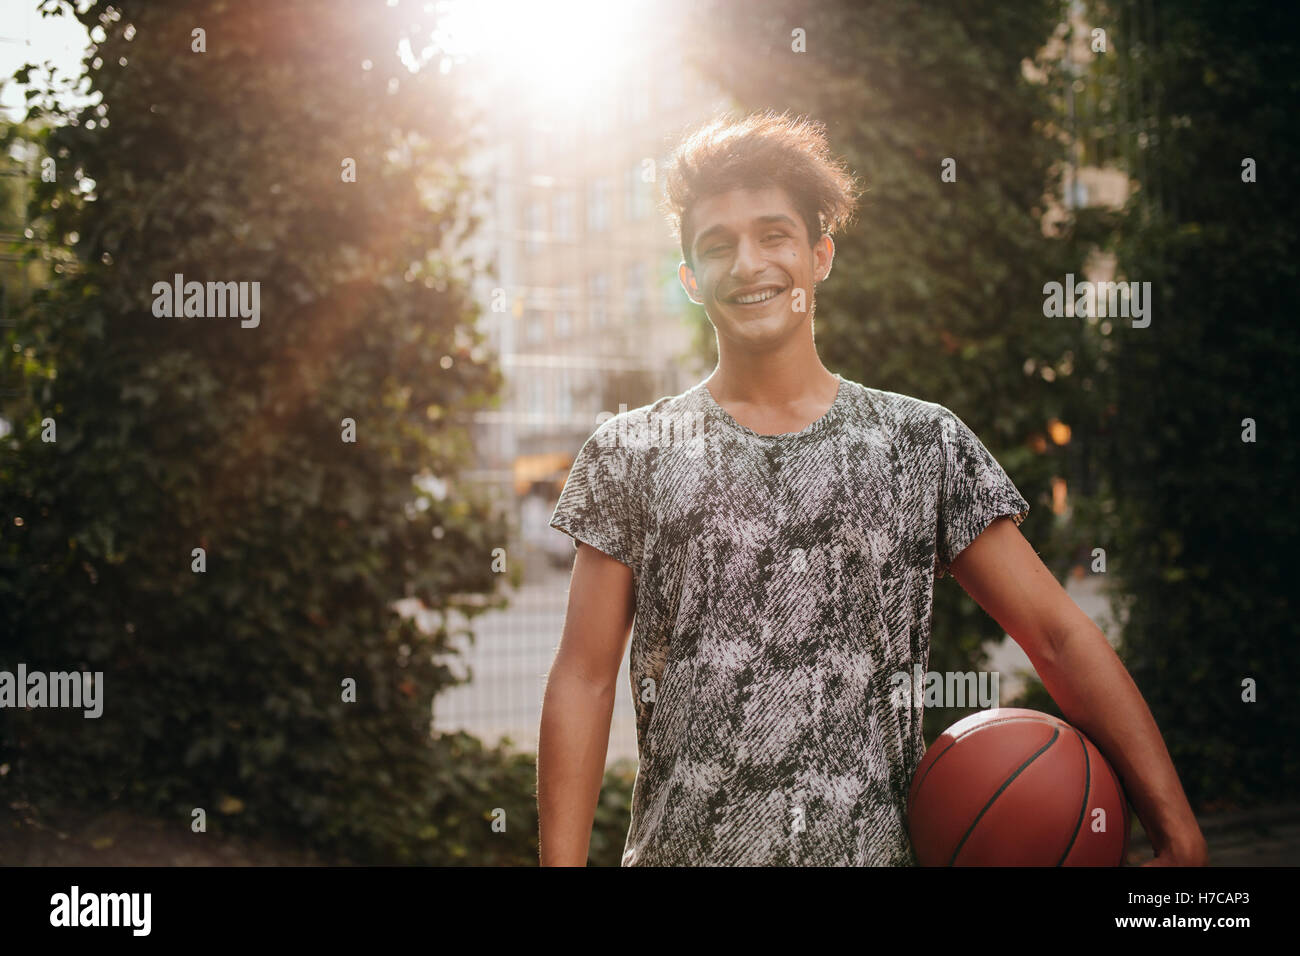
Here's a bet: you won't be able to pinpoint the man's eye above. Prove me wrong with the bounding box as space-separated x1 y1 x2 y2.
706 234 783 255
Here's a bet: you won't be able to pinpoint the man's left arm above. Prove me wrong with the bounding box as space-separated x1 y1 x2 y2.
949 516 1210 867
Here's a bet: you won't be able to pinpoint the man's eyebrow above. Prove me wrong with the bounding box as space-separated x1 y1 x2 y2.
693 214 799 252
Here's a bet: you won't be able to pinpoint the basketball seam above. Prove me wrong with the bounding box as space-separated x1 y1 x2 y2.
1055 728 1091 866
911 715 1065 801
947 727 1060 866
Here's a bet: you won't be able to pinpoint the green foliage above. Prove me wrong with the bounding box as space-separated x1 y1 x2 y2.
0 114 52 422
689 0 1097 744
1078 0 1300 808
0 0 529 863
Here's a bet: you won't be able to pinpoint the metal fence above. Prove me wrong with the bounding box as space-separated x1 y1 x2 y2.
430 544 641 766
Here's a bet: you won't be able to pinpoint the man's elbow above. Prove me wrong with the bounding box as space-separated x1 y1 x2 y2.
548 645 622 699
1026 615 1108 673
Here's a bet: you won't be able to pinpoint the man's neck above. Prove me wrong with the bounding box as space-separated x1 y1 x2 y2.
703 339 840 434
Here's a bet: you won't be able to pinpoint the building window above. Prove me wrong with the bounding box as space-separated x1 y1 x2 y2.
555 309 571 339
530 378 544 426
624 262 646 322
526 201 545 254
525 309 544 344
588 273 608 328
625 164 649 221
559 284 579 333
554 191 574 239
558 369 573 421
586 178 610 233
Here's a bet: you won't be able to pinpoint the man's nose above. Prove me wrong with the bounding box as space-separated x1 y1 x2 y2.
729 235 764 276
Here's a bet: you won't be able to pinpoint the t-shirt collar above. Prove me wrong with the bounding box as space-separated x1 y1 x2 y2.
692 373 847 441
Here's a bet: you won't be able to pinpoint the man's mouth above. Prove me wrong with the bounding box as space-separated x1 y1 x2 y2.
725 286 787 306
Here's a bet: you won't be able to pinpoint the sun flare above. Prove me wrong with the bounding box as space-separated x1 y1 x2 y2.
429 0 652 107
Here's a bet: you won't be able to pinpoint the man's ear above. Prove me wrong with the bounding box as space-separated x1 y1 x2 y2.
678 261 704 305
814 234 835 283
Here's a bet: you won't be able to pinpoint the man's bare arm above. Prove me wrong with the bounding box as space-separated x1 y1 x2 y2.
951 516 1209 865
537 542 636 866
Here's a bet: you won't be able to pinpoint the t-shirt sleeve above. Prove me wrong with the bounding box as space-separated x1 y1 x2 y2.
549 415 647 578
934 405 1030 579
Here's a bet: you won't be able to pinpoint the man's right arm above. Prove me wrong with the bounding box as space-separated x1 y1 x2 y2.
537 541 636 866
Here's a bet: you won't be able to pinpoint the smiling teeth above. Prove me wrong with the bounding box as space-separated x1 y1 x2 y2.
733 288 781 304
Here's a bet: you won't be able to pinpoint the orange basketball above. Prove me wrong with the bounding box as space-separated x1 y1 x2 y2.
907 707 1131 866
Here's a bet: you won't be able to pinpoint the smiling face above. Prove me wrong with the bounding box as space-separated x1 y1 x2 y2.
679 185 834 354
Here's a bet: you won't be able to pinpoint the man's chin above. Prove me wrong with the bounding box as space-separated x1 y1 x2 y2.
714 314 802 349
714 306 791 327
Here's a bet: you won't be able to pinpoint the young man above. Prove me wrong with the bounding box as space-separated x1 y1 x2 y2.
537 110 1208 867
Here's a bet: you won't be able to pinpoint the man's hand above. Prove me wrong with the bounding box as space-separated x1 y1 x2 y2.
1142 836 1210 867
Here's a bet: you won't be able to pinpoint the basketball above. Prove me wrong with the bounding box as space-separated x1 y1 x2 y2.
907 707 1131 866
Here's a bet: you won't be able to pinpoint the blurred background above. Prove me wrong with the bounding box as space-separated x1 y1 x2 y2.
0 0 1295 865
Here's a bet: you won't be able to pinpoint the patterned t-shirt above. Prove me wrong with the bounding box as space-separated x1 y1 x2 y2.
549 373 1030 866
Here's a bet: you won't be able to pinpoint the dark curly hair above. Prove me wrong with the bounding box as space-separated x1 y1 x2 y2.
661 109 864 269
